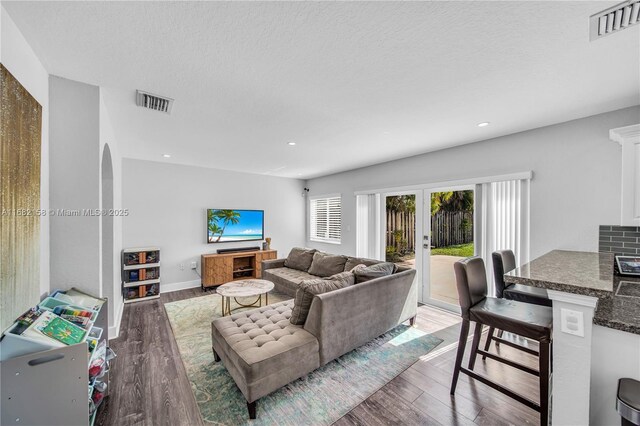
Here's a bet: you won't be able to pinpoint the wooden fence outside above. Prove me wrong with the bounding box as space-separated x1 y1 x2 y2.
385 211 416 253
386 210 473 251
430 210 473 248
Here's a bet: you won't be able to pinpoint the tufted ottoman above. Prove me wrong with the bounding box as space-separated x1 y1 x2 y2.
211 299 320 418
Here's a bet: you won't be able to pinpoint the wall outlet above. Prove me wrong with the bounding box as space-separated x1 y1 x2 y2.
190 261 197 270
560 308 585 337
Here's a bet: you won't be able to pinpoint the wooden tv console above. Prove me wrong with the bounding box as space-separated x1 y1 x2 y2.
201 249 278 290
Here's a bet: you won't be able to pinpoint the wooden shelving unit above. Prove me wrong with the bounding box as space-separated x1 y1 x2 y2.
121 247 161 303
201 249 277 290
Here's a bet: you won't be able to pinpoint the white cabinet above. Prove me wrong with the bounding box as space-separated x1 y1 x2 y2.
610 124 640 226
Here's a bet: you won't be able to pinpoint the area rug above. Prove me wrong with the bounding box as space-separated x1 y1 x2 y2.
164 293 443 425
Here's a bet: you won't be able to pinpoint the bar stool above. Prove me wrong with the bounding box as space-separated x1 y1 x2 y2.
450 257 553 426
484 250 552 357
494 250 551 306
617 378 640 426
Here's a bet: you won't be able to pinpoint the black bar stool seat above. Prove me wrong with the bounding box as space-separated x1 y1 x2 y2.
617 378 640 426
470 297 552 343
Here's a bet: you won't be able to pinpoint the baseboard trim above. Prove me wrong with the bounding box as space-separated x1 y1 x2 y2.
161 279 201 294
109 301 124 340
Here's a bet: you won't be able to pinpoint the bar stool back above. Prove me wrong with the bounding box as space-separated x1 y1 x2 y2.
450 256 553 426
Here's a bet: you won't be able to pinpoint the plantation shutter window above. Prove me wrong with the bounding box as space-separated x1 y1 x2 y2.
310 195 342 243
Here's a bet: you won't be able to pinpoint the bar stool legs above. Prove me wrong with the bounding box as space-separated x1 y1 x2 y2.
468 322 483 370
450 320 552 426
482 326 495 360
450 319 470 394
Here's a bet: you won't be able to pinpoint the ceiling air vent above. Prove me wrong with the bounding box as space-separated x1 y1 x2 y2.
136 90 174 114
590 0 640 41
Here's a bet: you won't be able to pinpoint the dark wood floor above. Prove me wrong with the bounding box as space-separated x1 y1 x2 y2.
97 288 539 426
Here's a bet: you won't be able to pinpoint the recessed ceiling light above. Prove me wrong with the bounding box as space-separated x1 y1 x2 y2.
162 154 171 158
287 142 296 146
477 122 490 127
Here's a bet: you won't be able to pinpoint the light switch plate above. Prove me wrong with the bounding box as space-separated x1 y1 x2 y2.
560 308 585 337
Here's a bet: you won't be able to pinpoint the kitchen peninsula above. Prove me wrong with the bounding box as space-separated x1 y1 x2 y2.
505 250 640 426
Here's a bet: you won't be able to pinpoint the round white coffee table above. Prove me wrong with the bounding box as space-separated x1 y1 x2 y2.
216 279 275 316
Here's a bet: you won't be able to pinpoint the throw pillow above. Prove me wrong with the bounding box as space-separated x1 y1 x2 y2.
284 247 317 272
307 252 348 277
290 271 355 325
353 262 397 284
344 256 381 271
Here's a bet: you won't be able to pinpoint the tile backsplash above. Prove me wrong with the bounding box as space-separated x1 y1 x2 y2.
599 225 640 256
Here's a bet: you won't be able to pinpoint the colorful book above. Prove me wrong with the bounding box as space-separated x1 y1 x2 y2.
40 316 87 345
21 312 65 347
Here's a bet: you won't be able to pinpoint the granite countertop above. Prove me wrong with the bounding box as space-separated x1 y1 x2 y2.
505 250 640 335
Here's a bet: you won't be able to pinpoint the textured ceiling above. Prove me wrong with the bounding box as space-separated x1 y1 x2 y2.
4 1 639 179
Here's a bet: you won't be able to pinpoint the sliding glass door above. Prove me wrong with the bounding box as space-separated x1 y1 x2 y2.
355 173 530 310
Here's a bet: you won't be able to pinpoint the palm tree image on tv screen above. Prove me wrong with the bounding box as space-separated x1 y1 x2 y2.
207 209 264 243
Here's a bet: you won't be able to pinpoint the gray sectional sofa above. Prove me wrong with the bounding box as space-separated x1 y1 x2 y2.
262 252 381 297
210 249 417 419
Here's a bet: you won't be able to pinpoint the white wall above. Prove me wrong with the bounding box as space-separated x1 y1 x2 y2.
122 160 306 291
306 106 640 259
49 76 101 296
1 5 50 298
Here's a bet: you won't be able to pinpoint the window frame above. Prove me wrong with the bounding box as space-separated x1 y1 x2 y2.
309 193 342 244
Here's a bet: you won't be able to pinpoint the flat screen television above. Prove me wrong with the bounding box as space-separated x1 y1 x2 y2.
207 209 264 243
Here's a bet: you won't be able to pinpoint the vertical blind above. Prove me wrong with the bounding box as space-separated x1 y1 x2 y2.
310 196 342 243
476 179 530 294
355 194 382 259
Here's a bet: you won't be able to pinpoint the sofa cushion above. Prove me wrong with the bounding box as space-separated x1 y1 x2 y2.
211 300 320 401
283 247 317 271
290 272 355 325
307 252 348 277
344 256 381 271
353 262 397 283
262 267 318 297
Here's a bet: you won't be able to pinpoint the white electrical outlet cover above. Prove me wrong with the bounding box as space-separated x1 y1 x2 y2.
560 308 585 337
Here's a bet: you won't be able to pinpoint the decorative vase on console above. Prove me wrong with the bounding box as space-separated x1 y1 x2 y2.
263 237 271 251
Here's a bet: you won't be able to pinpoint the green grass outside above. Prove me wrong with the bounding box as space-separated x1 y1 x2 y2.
431 242 474 257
